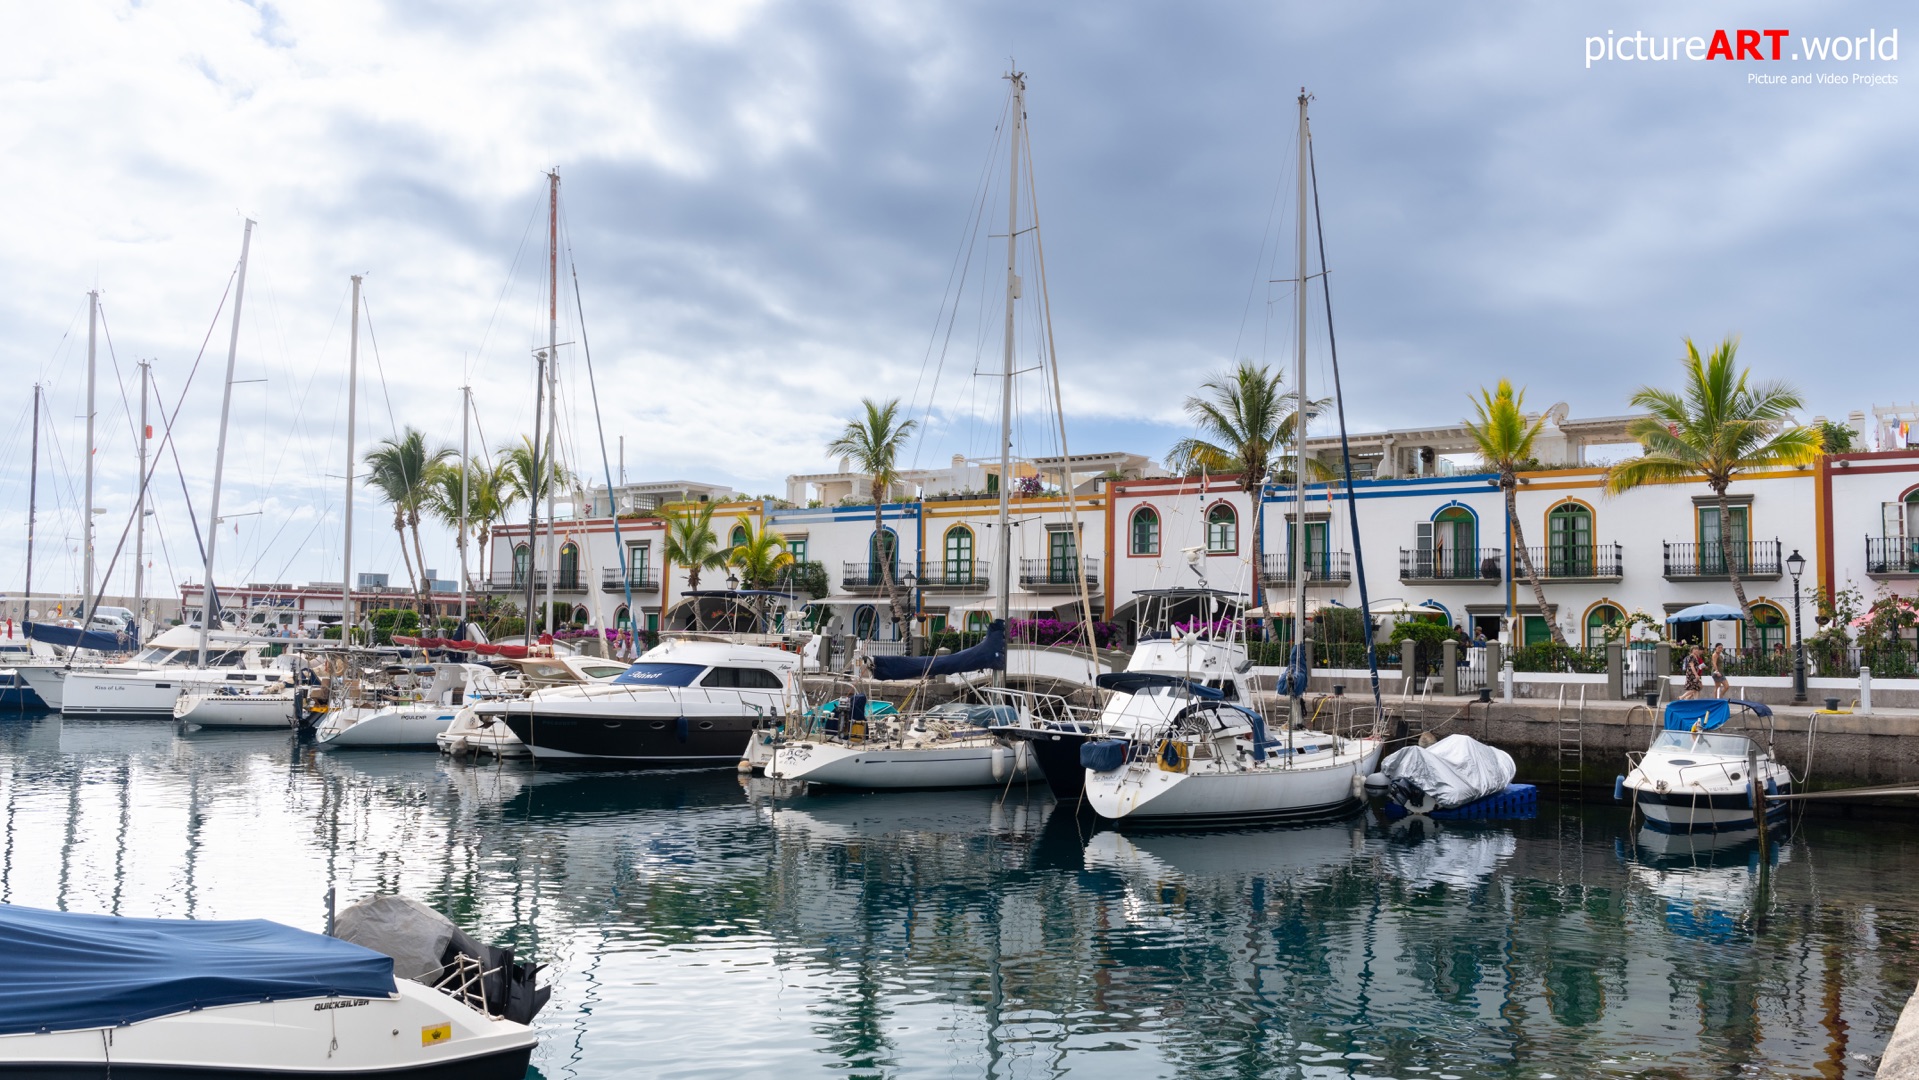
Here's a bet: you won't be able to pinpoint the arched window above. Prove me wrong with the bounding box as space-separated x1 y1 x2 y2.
571 605 588 626
944 526 974 585
1432 506 1476 579
512 544 530 586
559 542 580 589
1585 603 1624 647
1206 504 1237 554
613 605 630 629
1547 503 1594 576
1131 508 1160 555
868 528 899 585
965 610 989 633
853 605 878 640
1747 602 1787 654
729 523 750 549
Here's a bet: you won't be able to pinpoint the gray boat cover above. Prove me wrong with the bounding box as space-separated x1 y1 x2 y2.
1380 734 1515 812
332 895 456 981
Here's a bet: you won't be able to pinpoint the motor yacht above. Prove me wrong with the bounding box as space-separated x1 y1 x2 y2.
52 626 285 718
1619 698 1793 833
438 653 630 758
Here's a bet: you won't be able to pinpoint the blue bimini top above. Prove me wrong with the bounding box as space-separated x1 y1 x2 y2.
0 904 396 1036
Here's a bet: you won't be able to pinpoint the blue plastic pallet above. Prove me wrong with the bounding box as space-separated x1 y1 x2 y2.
1384 783 1539 821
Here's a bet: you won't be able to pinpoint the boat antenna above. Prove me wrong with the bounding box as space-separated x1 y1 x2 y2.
1307 101 1385 730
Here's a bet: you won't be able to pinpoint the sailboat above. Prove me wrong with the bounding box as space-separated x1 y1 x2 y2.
1080 91 1383 825
767 72 1082 792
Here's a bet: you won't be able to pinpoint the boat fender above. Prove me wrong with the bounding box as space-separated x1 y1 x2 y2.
1765 777 1778 796
992 744 1008 781
1362 771 1389 790
1613 775 1625 802
1350 773 1366 801
676 716 689 743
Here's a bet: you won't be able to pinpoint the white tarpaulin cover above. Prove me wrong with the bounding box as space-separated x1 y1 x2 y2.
1380 734 1515 812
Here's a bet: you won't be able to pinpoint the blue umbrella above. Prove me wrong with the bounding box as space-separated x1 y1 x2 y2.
1665 602 1747 623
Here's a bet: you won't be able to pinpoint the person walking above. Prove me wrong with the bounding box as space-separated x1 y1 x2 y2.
1681 644 1707 700
1710 642 1730 699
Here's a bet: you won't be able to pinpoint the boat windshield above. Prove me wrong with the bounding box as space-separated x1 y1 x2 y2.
611 662 707 688
1651 729 1753 757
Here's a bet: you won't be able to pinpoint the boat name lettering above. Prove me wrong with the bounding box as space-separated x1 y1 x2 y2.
314 999 370 1011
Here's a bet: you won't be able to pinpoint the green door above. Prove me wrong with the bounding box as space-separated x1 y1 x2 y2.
1523 615 1552 647
1698 506 1749 573
1049 530 1077 584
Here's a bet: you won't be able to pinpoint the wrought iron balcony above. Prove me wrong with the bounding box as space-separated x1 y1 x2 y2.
1018 557 1100 591
1398 547 1504 584
473 569 550 593
1516 543 1624 581
1662 539 1782 581
1867 536 1919 576
599 566 661 592
916 562 990 592
1258 551 1352 586
841 562 903 592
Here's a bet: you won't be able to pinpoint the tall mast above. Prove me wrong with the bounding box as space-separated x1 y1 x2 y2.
459 384 470 626
996 72 1024 628
83 290 98 619
133 361 150 631
343 274 361 643
24 386 40 619
199 219 254 666
525 350 545 638
1289 91 1310 728
543 168 559 635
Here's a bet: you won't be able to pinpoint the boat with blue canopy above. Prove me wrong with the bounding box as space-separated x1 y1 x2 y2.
1618 698 1792 833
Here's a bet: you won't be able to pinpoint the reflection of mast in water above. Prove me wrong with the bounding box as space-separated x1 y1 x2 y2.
56 757 80 911
182 765 203 918
111 760 130 914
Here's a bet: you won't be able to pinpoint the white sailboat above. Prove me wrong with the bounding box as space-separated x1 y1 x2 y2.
1081 91 1381 825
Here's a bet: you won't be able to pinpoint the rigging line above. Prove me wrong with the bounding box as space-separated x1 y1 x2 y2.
248 503 328 586
468 184 548 387
95 307 143 451
908 86 1014 472
356 294 402 439
1308 116 1384 727
562 218 636 626
258 281 350 511
1232 133 1297 366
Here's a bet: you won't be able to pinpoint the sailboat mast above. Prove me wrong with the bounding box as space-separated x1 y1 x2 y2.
133 361 149 628
459 385 470 626
343 274 361 643
199 218 254 666
996 73 1024 628
1289 91 1310 727
543 168 559 635
526 348 544 641
24 385 39 617
83 290 97 620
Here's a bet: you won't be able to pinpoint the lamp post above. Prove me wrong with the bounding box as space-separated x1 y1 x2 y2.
900 569 921 654
1786 548 1807 704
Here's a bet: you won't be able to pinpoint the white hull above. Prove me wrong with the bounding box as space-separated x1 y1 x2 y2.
64 669 283 717
1084 739 1381 824
1622 729 1793 834
768 738 1036 789
437 707 529 758
0 978 533 1078
174 691 297 729
317 706 460 748
12 665 77 710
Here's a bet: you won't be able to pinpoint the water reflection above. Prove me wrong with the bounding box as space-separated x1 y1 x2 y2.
0 723 1915 1078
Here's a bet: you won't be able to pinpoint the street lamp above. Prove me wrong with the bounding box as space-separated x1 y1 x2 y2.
1786 548 1807 704
900 569 921 652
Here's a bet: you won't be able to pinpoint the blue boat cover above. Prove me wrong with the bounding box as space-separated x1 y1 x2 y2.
0 904 395 1035
24 621 135 652
870 620 1006 681
1662 699 1731 731
1094 672 1224 699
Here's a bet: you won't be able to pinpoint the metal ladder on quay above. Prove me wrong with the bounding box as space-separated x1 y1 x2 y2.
1556 686 1585 803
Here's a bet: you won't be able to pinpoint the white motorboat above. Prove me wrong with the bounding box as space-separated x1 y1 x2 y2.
1078 674 1382 826
0 902 536 1079
483 637 806 764
1619 698 1793 833
767 700 1039 789
49 626 284 717
316 664 502 749
173 686 298 729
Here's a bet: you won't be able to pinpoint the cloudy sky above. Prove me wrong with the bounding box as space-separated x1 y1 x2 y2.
1 0 1911 602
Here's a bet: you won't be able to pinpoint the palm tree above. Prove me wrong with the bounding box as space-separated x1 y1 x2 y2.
1464 380 1563 646
1604 336 1820 615
662 502 730 592
365 428 454 609
1166 361 1329 607
498 436 574 516
425 458 512 586
826 399 918 628
727 522 794 590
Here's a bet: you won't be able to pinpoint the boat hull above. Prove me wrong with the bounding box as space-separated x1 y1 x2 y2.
316 707 461 749
997 726 1095 799
64 671 284 718
173 692 297 730
767 738 1037 790
1084 741 1381 826
496 706 756 764
0 980 534 1079
12 666 74 710
1628 786 1792 833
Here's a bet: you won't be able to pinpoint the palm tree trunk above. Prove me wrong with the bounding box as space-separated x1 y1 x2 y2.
873 495 904 636
409 509 432 619
1507 484 1566 647
392 511 419 600
1716 487 1752 620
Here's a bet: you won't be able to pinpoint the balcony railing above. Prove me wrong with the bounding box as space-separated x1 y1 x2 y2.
1867 536 1919 576
1399 547 1504 583
1516 543 1624 581
1662 539 1782 580
599 566 661 592
841 562 903 591
918 561 990 592
1259 551 1353 586
473 569 548 592
1018 557 1101 591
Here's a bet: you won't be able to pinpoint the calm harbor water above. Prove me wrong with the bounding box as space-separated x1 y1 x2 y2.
2 714 1915 1079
